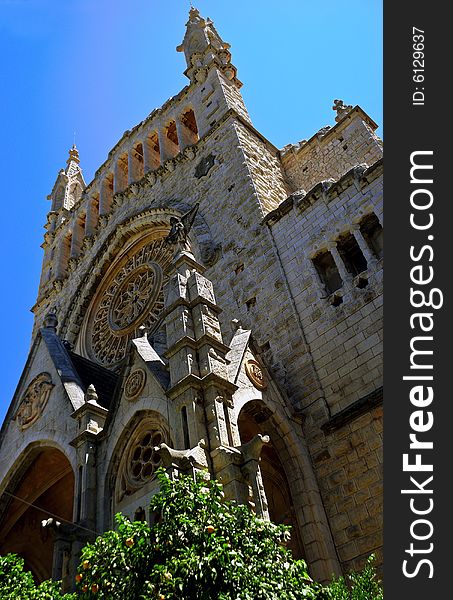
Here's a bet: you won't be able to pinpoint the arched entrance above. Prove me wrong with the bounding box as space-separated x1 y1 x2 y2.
0 446 74 583
238 400 305 559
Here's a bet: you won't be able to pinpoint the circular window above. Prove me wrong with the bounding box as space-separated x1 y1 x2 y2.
117 419 170 501
81 235 173 367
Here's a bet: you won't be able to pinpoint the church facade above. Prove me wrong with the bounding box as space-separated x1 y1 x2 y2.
0 8 383 589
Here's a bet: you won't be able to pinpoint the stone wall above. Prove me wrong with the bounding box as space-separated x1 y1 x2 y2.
281 107 383 193
266 159 383 572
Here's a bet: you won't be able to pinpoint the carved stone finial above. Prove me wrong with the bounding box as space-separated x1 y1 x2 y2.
332 99 353 122
43 310 58 330
85 384 99 404
188 6 202 22
67 144 80 166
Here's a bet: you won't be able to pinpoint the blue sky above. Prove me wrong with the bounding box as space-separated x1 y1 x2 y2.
0 0 382 423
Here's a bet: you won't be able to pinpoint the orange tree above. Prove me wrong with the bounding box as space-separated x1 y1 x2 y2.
75 469 317 600
0 554 75 600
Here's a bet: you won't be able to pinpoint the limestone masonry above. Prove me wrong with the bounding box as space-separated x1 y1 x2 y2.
0 8 383 590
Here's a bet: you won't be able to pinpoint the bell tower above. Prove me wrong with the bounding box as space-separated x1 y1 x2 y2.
36 145 87 314
177 7 241 87
48 145 86 213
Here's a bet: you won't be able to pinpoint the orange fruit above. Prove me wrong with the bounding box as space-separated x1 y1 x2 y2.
125 537 134 547
75 574 83 583
82 560 91 570
206 525 215 534
91 583 99 593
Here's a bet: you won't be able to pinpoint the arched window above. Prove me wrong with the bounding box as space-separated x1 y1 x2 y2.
100 173 114 215
71 213 86 258
129 143 145 183
114 153 129 193
162 120 180 159
56 231 72 279
112 414 171 523
179 108 199 146
144 131 161 171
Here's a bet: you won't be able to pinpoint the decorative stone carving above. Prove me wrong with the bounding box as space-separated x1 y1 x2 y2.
124 369 147 401
155 439 208 471
15 373 54 431
194 154 215 179
109 263 163 334
332 99 353 122
244 359 267 391
199 241 221 267
82 236 173 367
165 204 199 249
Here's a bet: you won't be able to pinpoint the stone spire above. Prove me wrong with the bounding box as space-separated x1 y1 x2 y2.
48 145 86 212
66 144 81 172
177 7 241 86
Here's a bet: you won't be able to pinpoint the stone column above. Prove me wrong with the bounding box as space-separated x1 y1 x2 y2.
175 117 187 151
142 136 151 172
99 177 112 216
328 242 351 283
157 128 170 162
70 386 108 531
84 196 98 237
352 225 376 266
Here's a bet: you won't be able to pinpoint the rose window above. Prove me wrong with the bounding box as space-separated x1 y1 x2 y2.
81 236 173 367
108 263 162 334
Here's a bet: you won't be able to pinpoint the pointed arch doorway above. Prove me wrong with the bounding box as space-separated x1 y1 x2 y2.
238 399 305 559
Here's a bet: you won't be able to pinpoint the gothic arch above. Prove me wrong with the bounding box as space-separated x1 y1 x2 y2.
237 395 341 580
237 398 306 558
102 410 171 529
0 442 74 583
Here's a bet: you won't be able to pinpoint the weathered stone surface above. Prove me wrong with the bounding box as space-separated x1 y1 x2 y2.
0 7 383 587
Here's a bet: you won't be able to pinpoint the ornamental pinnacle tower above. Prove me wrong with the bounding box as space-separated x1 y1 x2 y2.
0 7 383 590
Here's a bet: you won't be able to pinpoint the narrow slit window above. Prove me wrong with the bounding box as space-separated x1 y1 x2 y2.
181 406 190 449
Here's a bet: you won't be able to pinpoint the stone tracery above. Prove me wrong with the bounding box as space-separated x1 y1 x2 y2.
116 418 169 502
82 235 173 367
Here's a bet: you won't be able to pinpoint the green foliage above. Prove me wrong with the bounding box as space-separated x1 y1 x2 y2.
0 553 75 600
317 555 383 600
1 473 383 600
76 469 316 599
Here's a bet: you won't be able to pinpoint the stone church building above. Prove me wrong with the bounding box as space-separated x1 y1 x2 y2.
0 8 383 590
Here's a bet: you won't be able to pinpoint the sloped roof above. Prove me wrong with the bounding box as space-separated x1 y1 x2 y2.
68 351 119 410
